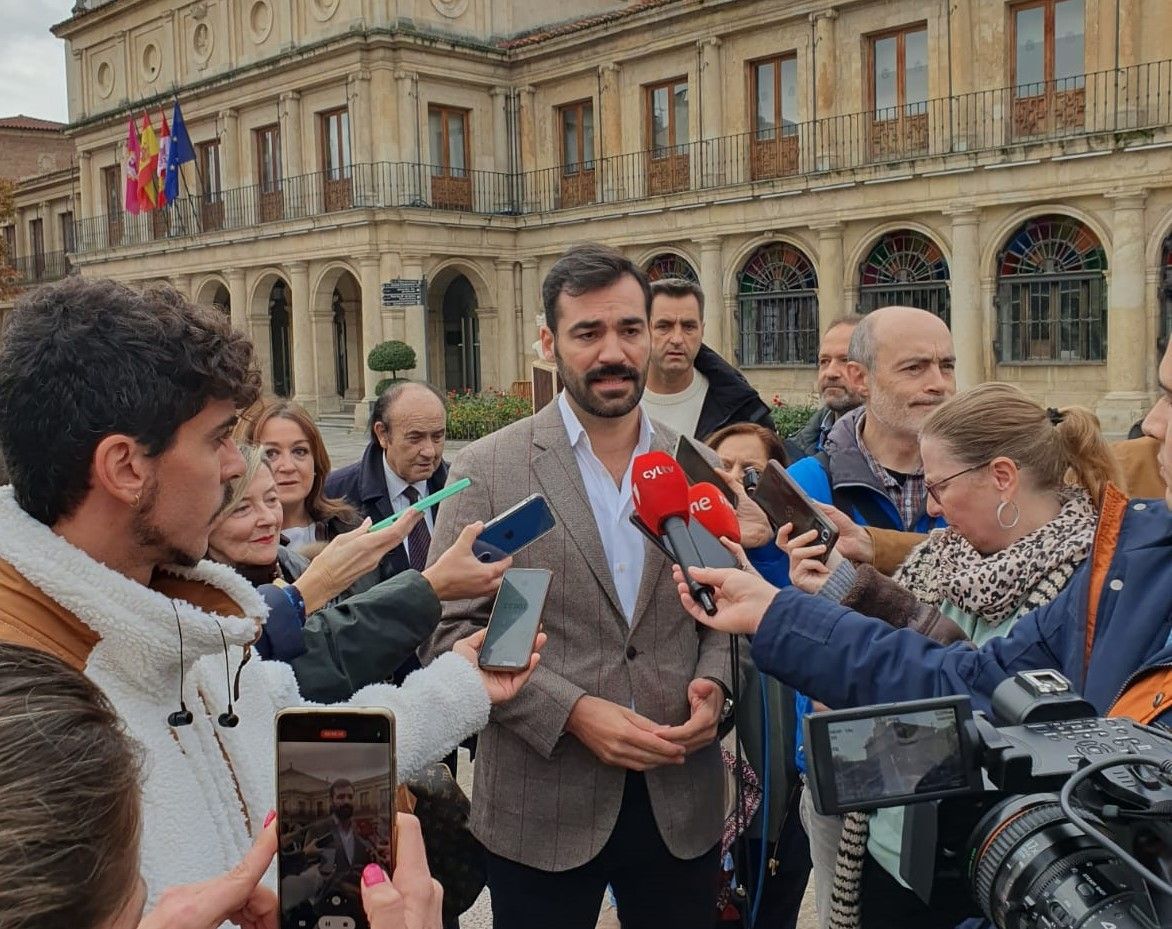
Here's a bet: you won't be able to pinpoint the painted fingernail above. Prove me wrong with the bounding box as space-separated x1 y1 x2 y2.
263 809 277 828
363 863 388 886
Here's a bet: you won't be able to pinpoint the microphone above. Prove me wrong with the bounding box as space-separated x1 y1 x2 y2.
688 482 741 545
631 451 717 616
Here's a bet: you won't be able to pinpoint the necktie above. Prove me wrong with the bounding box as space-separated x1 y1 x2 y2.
401 485 433 573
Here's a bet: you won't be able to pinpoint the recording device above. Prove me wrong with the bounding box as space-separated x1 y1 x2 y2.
742 466 761 495
804 670 1172 929
673 434 738 506
631 451 717 615
752 461 839 562
276 708 396 929
472 494 557 563
478 568 552 672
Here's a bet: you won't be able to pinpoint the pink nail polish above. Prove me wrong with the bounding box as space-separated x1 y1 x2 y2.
263 809 277 829
363 863 387 886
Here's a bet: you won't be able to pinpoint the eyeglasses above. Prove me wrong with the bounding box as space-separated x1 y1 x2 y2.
925 462 990 505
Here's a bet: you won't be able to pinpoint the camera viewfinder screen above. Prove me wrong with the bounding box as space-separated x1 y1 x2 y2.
826 707 967 807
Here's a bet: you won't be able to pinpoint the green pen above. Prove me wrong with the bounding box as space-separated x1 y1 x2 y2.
367 477 473 532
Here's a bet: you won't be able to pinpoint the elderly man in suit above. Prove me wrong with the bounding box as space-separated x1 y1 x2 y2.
422 243 732 929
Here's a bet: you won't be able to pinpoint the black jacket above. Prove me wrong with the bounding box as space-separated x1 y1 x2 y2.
324 441 450 586
692 344 775 441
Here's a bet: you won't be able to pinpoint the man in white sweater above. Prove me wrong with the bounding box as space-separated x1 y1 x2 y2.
0 277 538 903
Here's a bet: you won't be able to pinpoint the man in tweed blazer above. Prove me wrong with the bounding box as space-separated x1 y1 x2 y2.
421 244 732 928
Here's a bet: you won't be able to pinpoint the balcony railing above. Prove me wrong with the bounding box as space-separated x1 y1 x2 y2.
5 251 72 286
72 59 1172 256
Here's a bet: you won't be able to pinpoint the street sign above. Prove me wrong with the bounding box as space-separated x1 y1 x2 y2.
382 278 426 307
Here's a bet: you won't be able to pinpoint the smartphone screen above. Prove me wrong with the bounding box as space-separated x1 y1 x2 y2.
753 462 839 559
479 568 552 672
673 435 738 507
276 709 396 929
472 494 557 563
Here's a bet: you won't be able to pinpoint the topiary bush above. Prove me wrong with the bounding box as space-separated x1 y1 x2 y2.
374 377 406 396
368 341 417 381
445 388 533 441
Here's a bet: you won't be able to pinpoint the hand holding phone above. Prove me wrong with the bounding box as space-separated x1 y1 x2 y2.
368 477 472 533
752 461 840 562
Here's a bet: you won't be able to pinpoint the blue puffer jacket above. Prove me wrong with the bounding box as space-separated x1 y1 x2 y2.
750 491 1172 725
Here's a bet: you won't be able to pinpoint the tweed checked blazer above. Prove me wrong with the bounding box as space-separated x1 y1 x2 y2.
420 400 731 872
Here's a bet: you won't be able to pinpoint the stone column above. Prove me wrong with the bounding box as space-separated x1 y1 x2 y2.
311 297 338 413
278 92 303 179
948 207 984 389
380 251 404 342
348 69 374 167
218 108 240 186
949 0 975 97
518 85 537 210
359 255 383 400
814 223 845 334
490 86 511 172
369 66 397 163
286 260 315 412
809 9 838 170
171 273 193 300
697 38 723 187
495 259 520 386
394 70 420 202
225 266 247 333
401 257 428 382
1097 190 1151 435
76 150 93 226
598 63 623 199
249 275 274 396
697 238 727 356
521 259 542 359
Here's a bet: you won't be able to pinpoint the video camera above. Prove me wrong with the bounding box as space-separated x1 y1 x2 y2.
804 670 1172 929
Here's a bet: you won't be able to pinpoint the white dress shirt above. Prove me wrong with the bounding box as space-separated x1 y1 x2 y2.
382 457 434 563
557 391 655 624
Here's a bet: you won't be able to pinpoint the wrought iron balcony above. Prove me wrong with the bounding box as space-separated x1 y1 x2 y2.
4 251 72 286
72 59 1172 257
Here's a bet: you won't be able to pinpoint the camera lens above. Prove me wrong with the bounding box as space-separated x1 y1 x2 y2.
966 794 1151 929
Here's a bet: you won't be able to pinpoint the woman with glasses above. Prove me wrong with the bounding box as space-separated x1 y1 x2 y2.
779 382 1120 929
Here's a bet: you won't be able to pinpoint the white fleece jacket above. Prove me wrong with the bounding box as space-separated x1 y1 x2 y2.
0 488 490 905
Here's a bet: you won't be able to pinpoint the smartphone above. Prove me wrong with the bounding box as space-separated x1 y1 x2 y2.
276 708 396 929
628 513 739 570
674 435 738 506
753 461 840 561
478 568 552 672
472 494 557 563
367 477 472 533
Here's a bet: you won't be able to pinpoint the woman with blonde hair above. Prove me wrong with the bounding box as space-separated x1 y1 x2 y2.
780 382 1121 929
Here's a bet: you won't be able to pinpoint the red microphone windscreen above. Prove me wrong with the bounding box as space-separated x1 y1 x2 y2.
631 451 690 533
689 482 742 544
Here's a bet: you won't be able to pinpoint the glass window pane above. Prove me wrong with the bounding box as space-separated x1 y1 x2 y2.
673 82 688 145
780 56 798 132
873 36 898 114
652 86 669 149
1054 0 1085 84
755 61 776 137
904 28 928 111
1015 6 1045 90
562 106 578 166
582 103 594 163
429 110 443 173
339 111 351 173
447 112 466 173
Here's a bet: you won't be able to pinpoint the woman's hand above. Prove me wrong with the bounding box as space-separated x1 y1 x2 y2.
671 564 779 635
715 467 773 549
816 503 874 565
775 524 841 594
293 513 423 611
452 629 547 704
717 537 762 578
138 815 279 929
422 522 512 601
360 814 443 929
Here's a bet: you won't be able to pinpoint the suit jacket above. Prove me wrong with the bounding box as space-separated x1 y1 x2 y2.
324 441 449 585
420 401 731 872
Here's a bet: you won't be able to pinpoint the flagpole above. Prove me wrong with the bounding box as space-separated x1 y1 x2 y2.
175 97 208 234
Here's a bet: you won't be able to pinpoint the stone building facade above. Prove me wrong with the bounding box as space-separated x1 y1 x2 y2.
6 0 1172 432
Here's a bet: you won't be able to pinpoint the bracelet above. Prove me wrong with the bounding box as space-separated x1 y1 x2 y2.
281 583 307 625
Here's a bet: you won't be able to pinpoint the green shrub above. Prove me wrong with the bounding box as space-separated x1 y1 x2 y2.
446 389 533 441
374 377 407 396
368 341 417 380
768 395 820 439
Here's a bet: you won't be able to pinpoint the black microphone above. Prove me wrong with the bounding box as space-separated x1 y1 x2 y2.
631 451 718 616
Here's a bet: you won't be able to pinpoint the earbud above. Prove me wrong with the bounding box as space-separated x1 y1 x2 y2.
167 603 194 729
218 711 239 728
168 708 194 727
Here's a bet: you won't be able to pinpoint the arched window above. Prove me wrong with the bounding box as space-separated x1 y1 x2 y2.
1161 232 1172 354
996 215 1107 363
736 243 818 366
645 253 698 283
858 230 950 324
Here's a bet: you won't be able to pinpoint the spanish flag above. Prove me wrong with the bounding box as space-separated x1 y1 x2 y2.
137 114 161 210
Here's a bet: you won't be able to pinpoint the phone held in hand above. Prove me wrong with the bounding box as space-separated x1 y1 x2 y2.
367 478 472 533
478 568 553 673
276 708 396 929
472 494 557 563
673 435 739 506
752 461 840 562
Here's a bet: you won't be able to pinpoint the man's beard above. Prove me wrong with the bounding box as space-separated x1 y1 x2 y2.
556 352 646 419
332 803 354 822
822 384 862 415
131 477 202 568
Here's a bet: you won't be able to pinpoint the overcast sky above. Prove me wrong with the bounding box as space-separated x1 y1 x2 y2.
1 1 74 123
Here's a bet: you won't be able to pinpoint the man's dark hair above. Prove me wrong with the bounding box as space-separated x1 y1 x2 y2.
329 778 354 798
649 277 705 318
0 277 261 525
541 243 652 332
368 380 448 441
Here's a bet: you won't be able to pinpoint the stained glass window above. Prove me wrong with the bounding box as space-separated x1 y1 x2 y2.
858 230 950 323
645 253 698 283
736 243 819 366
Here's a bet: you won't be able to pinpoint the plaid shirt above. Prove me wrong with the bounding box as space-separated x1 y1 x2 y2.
853 412 927 531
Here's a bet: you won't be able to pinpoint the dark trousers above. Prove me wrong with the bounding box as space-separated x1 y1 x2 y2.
486 771 721 929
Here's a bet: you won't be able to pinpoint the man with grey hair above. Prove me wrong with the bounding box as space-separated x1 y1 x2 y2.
792 314 866 458
642 277 775 440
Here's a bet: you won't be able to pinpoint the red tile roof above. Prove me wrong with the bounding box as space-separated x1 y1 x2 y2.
497 0 685 49
0 115 67 132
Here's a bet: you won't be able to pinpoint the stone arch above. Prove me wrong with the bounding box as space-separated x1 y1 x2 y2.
312 261 364 403
723 231 821 300
425 259 493 393
981 204 1111 283
853 227 952 324
733 240 820 367
632 245 700 282
194 274 230 315
249 269 293 397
